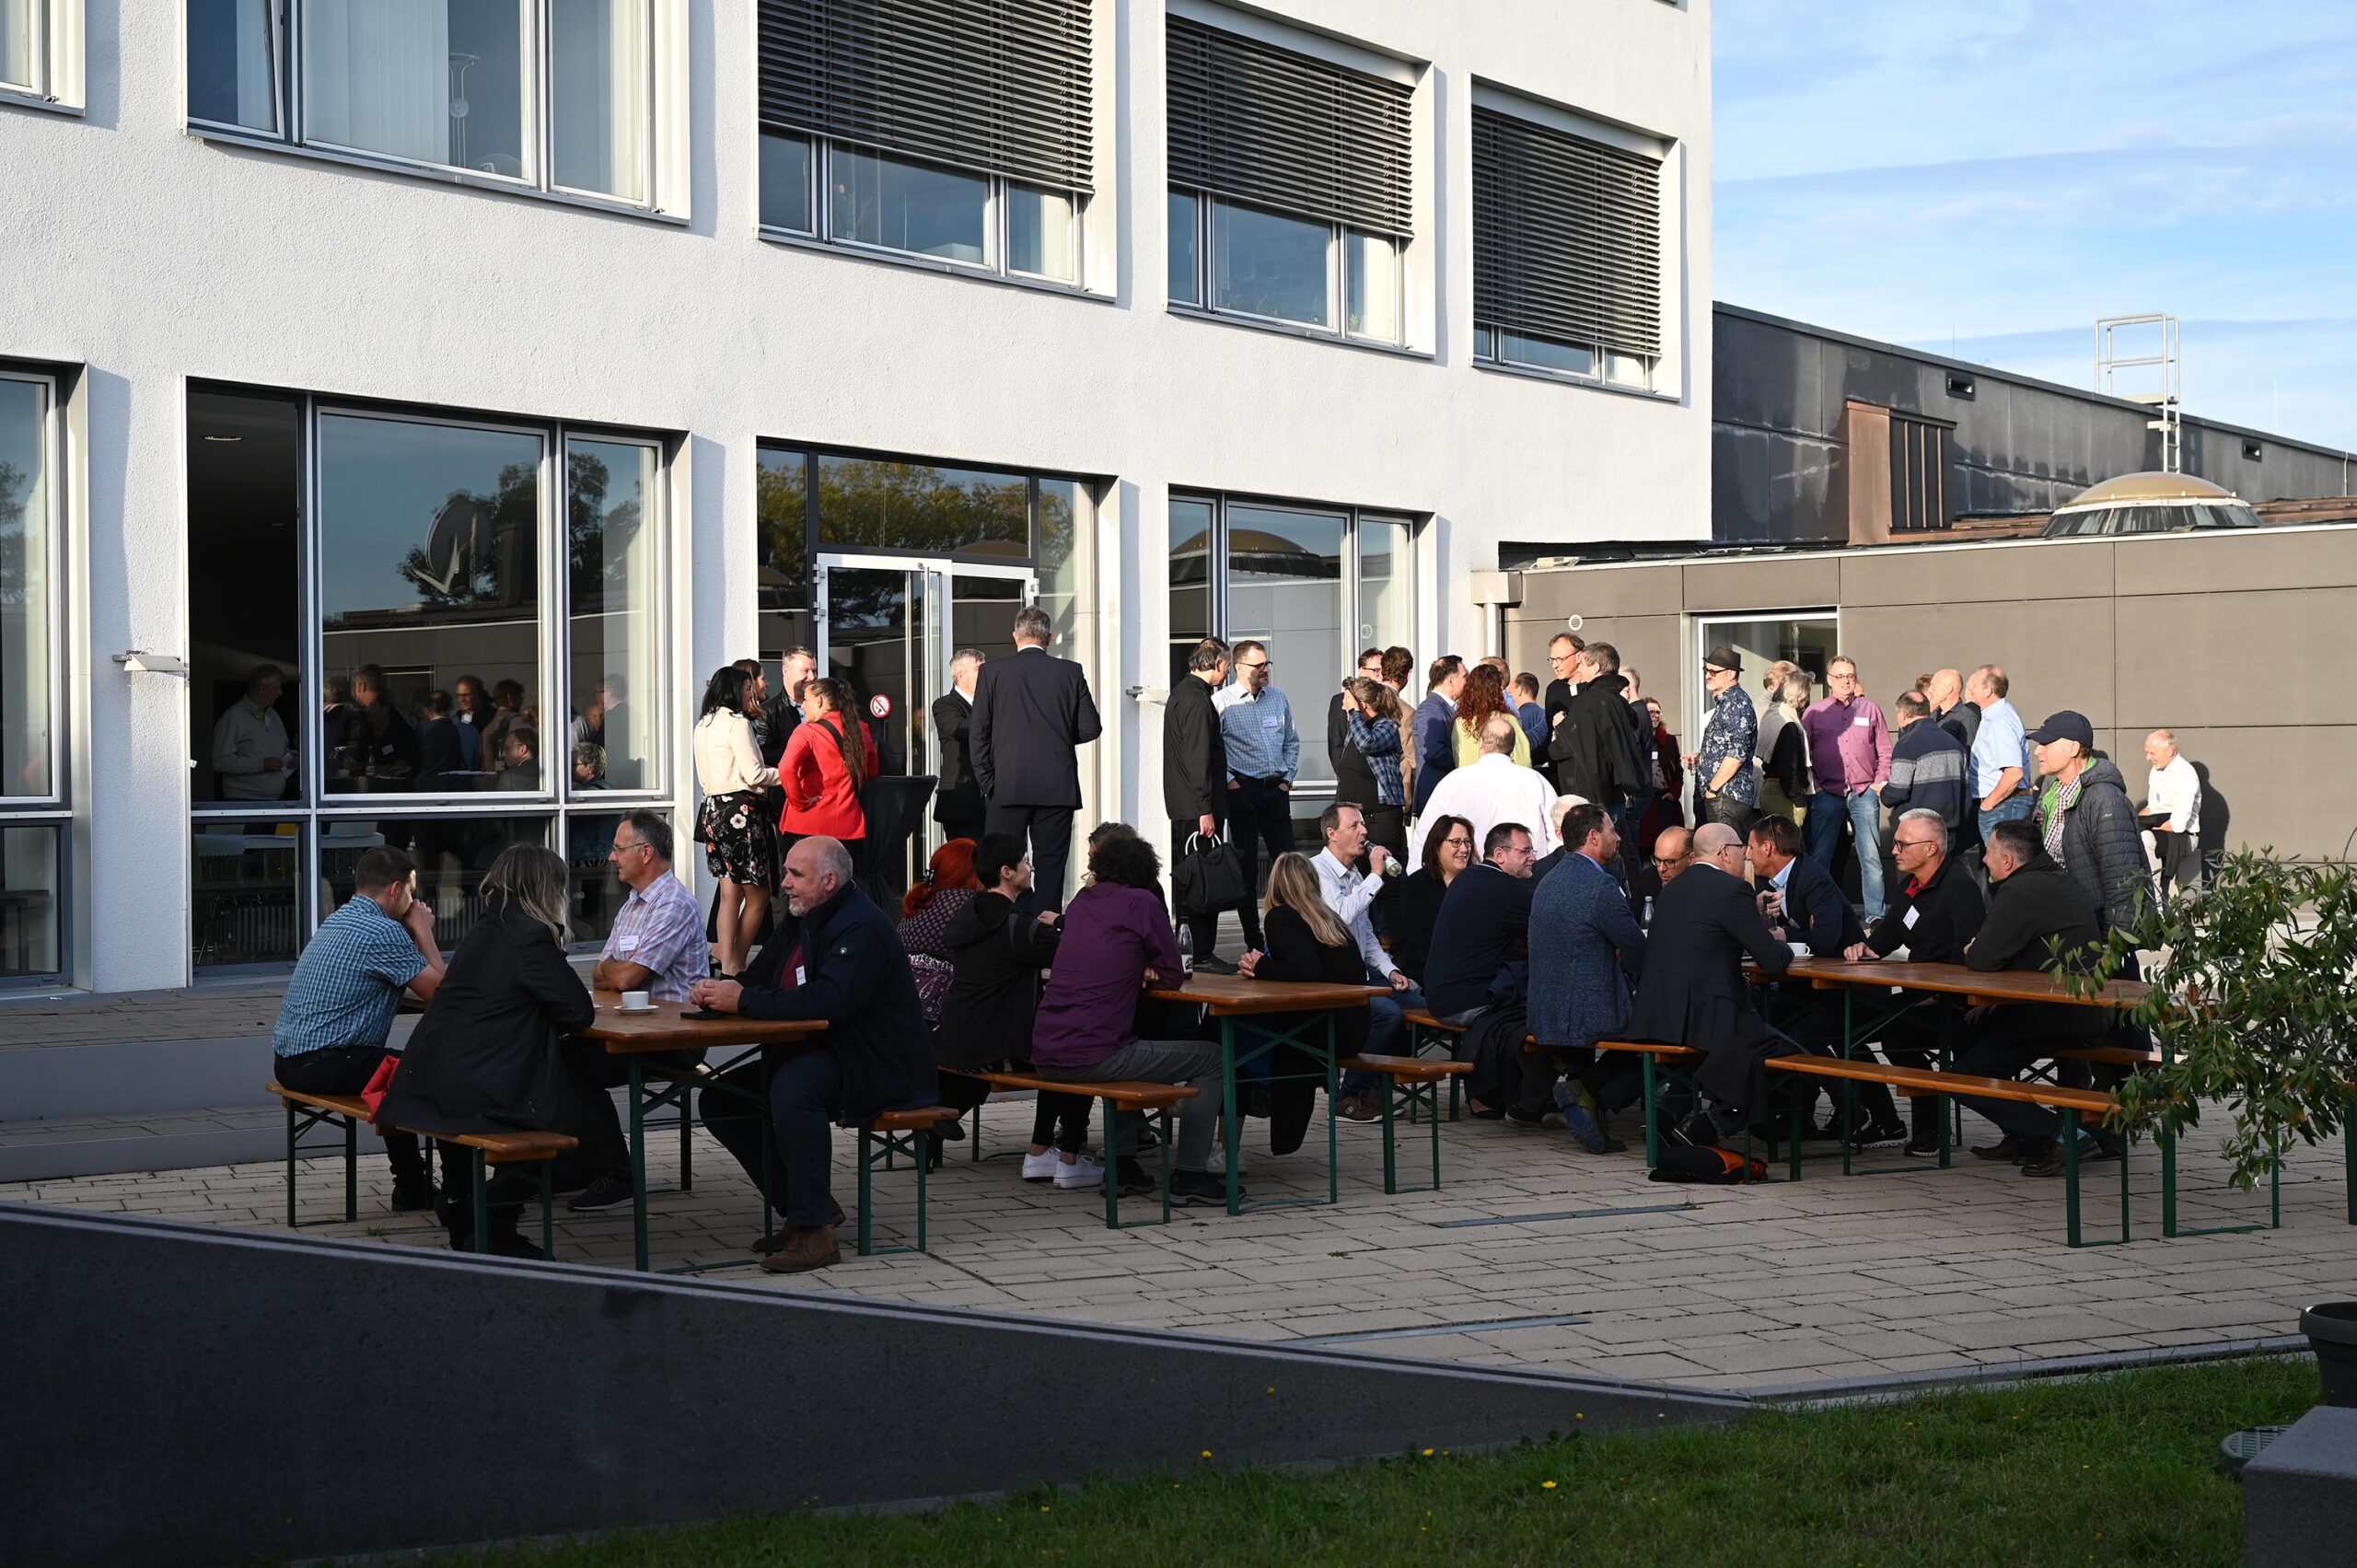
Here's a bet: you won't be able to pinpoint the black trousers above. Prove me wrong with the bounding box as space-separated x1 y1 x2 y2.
1952 1005 2106 1144
274 1043 426 1185
1225 776 1296 948
1170 818 1251 958
566 1044 701 1183
937 808 986 845
986 802 1075 912
1362 803 1408 932
1701 794 1756 835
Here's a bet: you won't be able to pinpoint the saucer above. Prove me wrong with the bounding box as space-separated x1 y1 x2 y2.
616 1004 658 1016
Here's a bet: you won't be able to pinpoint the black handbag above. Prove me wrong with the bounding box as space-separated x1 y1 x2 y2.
1171 831 1250 918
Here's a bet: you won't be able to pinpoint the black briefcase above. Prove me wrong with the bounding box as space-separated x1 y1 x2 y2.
1171 831 1250 918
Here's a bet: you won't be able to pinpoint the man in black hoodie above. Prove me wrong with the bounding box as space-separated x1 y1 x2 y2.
1550 642 1644 825
1953 819 2108 1177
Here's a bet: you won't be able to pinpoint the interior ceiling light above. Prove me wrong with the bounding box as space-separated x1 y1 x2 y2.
201 434 241 443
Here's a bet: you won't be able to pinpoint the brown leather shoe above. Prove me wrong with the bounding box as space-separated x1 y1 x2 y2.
760 1224 841 1273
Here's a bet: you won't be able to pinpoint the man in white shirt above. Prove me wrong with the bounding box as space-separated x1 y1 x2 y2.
2141 728 2203 906
1411 714 1561 868
211 664 294 801
1297 803 1422 1121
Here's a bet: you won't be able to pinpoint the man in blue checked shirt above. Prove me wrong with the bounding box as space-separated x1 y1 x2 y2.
1215 640 1300 952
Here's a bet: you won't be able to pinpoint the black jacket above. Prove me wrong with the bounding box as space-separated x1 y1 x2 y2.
1422 865 1535 1017
1967 852 2109 1041
1251 905 1372 1060
1327 691 1380 809
2043 758 2153 933
1390 867 1449 986
935 889 1059 1072
376 900 597 1136
1763 852 1864 958
1541 677 1576 790
970 647 1101 808
1550 673 1644 807
1865 852 1985 964
931 690 982 824
1936 699 1980 759
736 881 935 1125
1163 674 1227 822
1626 862 1794 1113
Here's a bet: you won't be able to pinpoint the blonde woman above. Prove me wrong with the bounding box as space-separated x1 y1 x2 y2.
375 843 602 1257
1237 853 1371 1064
1759 672 1813 824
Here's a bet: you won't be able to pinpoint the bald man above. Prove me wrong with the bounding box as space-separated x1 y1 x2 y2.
1627 822 1691 923
2141 728 2202 908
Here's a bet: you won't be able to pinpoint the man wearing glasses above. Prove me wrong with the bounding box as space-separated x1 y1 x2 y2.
1538 632 1586 791
1214 640 1300 953
1625 824 1691 924
1838 807 1989 1155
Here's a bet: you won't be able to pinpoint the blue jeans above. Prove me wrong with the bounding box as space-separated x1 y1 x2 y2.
1979 793 2033 844
1341 976 1426 1098
1805 788 1887 922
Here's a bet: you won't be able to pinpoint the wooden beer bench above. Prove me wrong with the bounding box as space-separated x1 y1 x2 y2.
945 1068 1198 1229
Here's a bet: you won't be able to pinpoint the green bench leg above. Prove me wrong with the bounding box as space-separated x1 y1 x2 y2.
1641 1053 1661 1169
1377 1074 1399 1194
284 1101 299 1230
857 1129 875 1256
2061 1109 2132 1249
343 1114 358 1223
855 1125 935 1257
540 1163 554 1259
470 1148 491 1256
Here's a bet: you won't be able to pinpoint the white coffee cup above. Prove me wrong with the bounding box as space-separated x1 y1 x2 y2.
621 989 651 1011
1788 944 1811 960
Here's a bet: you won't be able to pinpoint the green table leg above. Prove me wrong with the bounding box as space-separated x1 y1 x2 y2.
1101 1104 1122 1230
1427 1078 1443 1191
1641 1053 1660 1168
857 1127 875 1256
284 1101 299 1230
470 1148 490 1256
540 1164 554 1258
1377 1074 1398 1195
1221 1018 1242 1216
630 1059 651 1272
343 1113 358 1223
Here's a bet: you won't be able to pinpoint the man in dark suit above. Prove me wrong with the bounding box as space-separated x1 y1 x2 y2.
1409 656 1467 816
1626 821 1797 1137
1164 636 1239 967
1528 804 1645 1149
1746 811 1867 1139
1422 822 1540 1022
970 607 1101 912
1538 632 1585 791
931 646 987 843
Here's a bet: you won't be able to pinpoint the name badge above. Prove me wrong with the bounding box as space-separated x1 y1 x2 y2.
1262 715 1283 729
795 965 807 986
617 938 640 954
1902 906 1921 930
1852 715 1872 728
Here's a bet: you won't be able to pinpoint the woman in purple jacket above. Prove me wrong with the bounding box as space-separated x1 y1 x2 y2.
1031 832 1232 1207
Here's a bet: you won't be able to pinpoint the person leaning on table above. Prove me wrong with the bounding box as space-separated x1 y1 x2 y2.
689 835 935 1275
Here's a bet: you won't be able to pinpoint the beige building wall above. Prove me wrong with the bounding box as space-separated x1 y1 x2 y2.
1505 525 2357 863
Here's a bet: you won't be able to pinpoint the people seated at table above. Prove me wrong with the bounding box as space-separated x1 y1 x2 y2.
1390 814 1472 988
898 837 981 1031
1626 823 1691 923
1304 804 1422 1122
374 845 610 1257
1625 822 1797 1145
1527 805 1645 1153
690 836 935 1272
564 811 708 1214
272 847 447 1212
1030 832 1232 1207
1421 821 1538 1024
1743 811 1867 1137
1953 819 2111 1178
1239 853 1368 1152
933 834 1101 1189
1838 807 1988 1154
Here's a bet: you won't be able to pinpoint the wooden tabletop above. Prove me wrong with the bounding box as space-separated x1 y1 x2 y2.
583 994 830 1052
1147 972 1388 1016
1754 957 2150 1009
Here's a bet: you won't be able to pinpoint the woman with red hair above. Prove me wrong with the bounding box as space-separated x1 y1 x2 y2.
1451 663 1533 768
898 839 981 1030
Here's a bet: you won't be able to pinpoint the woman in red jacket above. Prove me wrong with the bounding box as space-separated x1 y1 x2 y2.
779 677 875 862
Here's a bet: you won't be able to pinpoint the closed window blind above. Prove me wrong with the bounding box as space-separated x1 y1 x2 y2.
759 0 1094 193
1472 106 1662 360
1166 15 1411 238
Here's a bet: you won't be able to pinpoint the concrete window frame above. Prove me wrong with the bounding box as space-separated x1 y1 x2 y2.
0 0 84 115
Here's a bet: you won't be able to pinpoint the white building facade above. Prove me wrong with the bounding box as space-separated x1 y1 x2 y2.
0 0 1711 997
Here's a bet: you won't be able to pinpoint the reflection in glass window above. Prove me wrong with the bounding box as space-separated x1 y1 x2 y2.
0 377 52 800
317 413 543 796
1344 231 1398 343
830 146 987 265
1225 505 1343 789
304 0 528 176
187 0 279 131
1167 192 1201 306
0 0 35 93
1168 497 1213 685
1356 514 1411 655
551 0 649 201
0 823 60 978
1498 330 1595 377
1008 185 1077 281
1605 351 1651 390
188 389 302 806
756 447 813 670
1037 479 1086 657
759 134 814 232
815 453 1028 555
320 814 549 947
566 808 660 943
1213 202 1331 328
566 438 659 792
192 819 304 967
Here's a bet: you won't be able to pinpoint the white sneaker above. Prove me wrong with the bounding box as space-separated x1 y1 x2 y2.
1020 1150 1062 1182
1051 1156 1108 1190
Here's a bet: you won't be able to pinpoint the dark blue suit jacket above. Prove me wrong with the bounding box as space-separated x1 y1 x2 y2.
1527 852 1646 1048
1410 692 1457 816
1768 853 1864 956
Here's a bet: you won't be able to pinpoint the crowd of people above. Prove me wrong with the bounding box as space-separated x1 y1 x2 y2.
268 611 2207 1269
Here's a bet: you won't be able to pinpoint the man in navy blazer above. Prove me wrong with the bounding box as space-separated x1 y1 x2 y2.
1746 813 1864 958
1409 656 1466 817
970 606 1101 911
1527 804 1646 1151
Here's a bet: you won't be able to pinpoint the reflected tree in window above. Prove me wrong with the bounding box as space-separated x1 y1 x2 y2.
394 461 540 610
565 447 643 602
816 456 1028 555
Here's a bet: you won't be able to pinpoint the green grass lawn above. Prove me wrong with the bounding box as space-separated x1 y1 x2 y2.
462 1355 2317 1567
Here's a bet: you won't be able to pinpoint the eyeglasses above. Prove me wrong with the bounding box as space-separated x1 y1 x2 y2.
1892 837 1938 853
1444 836 1473 851
1240 660 1271 670
610 837 646 854
1652 853 1688 866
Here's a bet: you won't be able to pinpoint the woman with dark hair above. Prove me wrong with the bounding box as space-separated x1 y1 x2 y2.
1032 833 1232 1207
1451 664 1532 768
693 664 779 978
898 838 981 1030
375 844 609 1257
780 676 874 861
1391 814 1475 987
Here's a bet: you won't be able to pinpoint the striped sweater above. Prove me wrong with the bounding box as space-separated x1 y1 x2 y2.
1879 717 1968 828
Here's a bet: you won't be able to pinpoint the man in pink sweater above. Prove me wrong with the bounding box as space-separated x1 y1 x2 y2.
1798 656 1895 921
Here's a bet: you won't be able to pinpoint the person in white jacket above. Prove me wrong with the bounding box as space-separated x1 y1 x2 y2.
693 666 781 977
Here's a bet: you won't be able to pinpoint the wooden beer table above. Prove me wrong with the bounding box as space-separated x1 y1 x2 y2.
1146 972 1386 1215
584 995 829 1271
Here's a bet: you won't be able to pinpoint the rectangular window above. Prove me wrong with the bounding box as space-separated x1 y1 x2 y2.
1344 230 1399 342
1355 513 1412 654
1167 191 1201 306
1472 101 1664 390
1007 184 1078 282
1213 202 1332 330
0 822 61 979
1888 412 1952 533
189 1 658 206
1168 497 1213 686
189 389 302 807
830 146 988 266
192 820 305 968
1 0 38 93
759 133 813 232
0 374 54 802
756 447 813 673
564 436 661 791
815 453 1028 555
1036 478 1086 655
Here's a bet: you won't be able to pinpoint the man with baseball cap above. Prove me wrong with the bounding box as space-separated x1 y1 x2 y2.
2026 710 2151 933
1684 645 1759 834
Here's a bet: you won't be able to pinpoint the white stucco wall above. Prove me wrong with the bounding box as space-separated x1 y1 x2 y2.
0 0 1711 993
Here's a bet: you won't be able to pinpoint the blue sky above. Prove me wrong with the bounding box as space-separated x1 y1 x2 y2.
1713 0 2357 451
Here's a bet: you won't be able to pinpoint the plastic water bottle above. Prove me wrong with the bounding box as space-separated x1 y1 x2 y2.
1178 925 1194 975
1642 897 1655 932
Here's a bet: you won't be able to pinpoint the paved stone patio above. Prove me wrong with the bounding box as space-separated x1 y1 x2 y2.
14 1087 2350 1395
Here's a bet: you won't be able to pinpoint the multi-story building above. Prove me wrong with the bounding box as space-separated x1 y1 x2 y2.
0 2 1714 997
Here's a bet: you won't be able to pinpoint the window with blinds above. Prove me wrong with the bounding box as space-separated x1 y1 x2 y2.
1472 104 1664 382
1890 412 1952 532
757 0 1095 193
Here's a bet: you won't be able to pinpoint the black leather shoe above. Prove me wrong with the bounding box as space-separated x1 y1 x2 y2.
1970 1134 2036 1163
389 1178 433 1213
